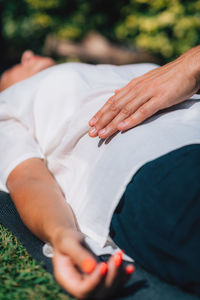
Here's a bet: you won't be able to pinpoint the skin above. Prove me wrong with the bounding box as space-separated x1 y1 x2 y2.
7 158 131 299
88 45 200 139
2 51 133 299
0 50 55 92
4 46 200 298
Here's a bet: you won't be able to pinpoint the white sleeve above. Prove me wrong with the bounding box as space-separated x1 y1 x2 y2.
0 101 44 193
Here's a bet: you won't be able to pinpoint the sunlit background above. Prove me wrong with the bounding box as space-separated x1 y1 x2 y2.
0 0 200 72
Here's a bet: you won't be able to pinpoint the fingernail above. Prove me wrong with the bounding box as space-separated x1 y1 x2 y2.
89 117 97 126
99 128 106 136
82 258 97 274
100 262 108 275
89 127 97 135
118 121 126 128
113 252 123 267
125 264 135 275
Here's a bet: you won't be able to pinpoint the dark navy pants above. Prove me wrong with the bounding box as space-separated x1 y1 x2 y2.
110 144 200 295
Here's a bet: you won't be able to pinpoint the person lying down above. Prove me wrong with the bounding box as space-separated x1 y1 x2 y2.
0 49 200 299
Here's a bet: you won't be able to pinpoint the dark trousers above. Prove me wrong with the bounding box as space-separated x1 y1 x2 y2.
110 144 200 296
0 144 200 299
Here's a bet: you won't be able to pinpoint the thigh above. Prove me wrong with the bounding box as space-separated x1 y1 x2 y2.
110 144 200 295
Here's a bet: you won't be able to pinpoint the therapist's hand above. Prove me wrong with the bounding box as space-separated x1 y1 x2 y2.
88 46 200 139
51 229 134 299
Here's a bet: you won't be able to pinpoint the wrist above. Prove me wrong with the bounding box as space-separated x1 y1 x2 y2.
182 46 200 92
49 226 81 248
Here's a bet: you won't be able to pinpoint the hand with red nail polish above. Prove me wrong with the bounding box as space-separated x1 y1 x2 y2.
52 229 131 299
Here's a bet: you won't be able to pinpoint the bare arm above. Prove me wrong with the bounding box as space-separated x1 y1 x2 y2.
7 158 132 299
7 158 77 244
88 45 200 139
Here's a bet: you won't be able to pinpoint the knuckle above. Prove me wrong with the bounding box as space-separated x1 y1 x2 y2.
107 96 115 105
151 99 160 111
146 85 154 96
121 106 131 117
110 102 119 113
138 106 147 116
131 78 140 88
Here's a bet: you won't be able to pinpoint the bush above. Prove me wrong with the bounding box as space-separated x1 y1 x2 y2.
1 0 200 64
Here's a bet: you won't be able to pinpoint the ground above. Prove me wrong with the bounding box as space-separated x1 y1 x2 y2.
0 224 73 300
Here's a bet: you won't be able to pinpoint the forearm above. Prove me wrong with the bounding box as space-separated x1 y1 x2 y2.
7 159 78 245
10 180 77 244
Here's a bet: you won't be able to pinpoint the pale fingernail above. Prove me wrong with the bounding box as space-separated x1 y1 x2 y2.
100 262 108 275
89 117 97 126
99 128 106 135
118 121 126 128
89 127 97 134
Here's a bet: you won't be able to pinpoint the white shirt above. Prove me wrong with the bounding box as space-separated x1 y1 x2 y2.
0 62 200 259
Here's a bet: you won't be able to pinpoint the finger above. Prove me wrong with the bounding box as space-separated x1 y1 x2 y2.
78 262 108 299
88 252 125 299
89 89 141 138
53 250 83 287
117 98 160 131
53 249 107 299
88 65 161 130
105 251 124 287
118 263 135 288
57 232 98 274
92 80 152 138
88 87 129 130
97 93 149 139
96 251 130 299
94 254 135 299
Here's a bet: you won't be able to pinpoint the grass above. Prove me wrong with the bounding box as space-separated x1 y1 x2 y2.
0 224 74 300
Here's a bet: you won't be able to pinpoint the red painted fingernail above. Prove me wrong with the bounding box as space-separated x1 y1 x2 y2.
114 252 123 267
82 258 97 274
125 265 135 274
100 262 108 275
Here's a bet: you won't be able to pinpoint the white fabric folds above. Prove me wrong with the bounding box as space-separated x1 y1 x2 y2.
0 62 200 258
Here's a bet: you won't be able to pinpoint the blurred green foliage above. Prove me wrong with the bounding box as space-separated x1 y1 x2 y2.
1 0 200 66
